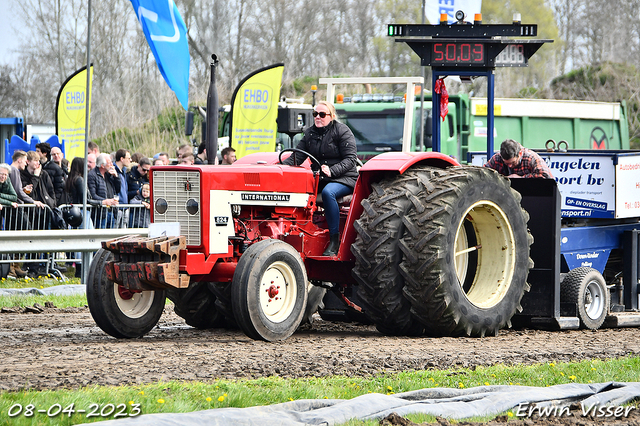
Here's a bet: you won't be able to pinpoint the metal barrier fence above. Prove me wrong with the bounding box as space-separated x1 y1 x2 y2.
0 203 149 280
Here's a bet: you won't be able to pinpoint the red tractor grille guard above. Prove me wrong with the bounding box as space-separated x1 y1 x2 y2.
102 235 190 291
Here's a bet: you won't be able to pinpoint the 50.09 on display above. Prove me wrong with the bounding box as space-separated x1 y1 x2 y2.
432 42 485 66
430 42 527 67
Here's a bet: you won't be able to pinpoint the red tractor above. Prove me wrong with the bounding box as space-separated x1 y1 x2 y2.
87 149 533 341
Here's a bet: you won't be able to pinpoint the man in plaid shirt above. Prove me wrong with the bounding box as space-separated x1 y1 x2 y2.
484 139 554 179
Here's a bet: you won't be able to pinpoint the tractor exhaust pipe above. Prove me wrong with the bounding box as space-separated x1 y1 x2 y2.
205 54 219 164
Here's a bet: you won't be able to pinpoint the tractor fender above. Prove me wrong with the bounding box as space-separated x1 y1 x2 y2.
340 152 460 261
359 151 459 174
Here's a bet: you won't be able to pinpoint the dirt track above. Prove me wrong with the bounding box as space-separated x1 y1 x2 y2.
1 306 640 393
3 307 640 425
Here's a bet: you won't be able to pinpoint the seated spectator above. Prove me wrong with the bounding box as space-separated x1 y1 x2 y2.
20 151 57 212
129 183 151 228
221 147 237 165
51 147 69 174
87 153 97 170
114 148 130 204
36 142 66 205
153 158 165 166
195 142 207 164
180 153 195 165
88 141 100 156
0 163 19 223
9 150 45 209
174 144 192 164
127 157 150 201
131 152 144 164
87 153 120 228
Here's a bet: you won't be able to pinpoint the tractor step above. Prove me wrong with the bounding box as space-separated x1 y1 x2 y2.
102 235 190 290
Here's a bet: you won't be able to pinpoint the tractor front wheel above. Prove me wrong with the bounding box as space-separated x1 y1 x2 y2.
231 239 308 341
87 249 165 338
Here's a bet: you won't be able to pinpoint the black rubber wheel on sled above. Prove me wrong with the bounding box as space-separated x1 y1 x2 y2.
561 267 609 330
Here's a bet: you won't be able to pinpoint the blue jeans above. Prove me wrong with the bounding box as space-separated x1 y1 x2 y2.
321 182 352 235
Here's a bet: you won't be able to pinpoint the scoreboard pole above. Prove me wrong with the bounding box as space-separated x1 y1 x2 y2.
432 69 495 159
389 15 551 161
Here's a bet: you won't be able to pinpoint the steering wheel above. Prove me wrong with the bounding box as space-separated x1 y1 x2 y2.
278 148 322 170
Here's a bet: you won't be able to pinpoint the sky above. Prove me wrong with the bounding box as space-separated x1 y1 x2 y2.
0 0 23 65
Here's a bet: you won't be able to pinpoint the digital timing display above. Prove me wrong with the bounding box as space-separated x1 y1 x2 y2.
432 42 485 66
494 44 527 66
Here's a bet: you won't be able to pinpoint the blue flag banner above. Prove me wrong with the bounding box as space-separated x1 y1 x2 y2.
130 0 190 109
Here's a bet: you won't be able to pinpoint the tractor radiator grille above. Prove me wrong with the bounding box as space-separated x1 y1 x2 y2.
152 170 201 246
244 173 261 186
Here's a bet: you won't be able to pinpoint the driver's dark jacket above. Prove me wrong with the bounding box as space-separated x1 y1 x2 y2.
284 120 358 188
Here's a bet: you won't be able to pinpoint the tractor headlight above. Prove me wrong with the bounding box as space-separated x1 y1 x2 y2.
155 198 168 214
186 198 199 215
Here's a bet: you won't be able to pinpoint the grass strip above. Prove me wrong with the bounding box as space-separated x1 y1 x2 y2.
0 276 86 309
1 357 639 425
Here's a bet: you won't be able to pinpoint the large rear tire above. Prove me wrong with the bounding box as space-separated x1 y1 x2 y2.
87 248 165 338
401 167 533 337
352 167 436 335
232 239 308 341
166 281 226 329
561 267 609 330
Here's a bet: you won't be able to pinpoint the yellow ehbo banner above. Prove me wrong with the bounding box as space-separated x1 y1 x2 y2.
55 65 93 161
230 64 284 158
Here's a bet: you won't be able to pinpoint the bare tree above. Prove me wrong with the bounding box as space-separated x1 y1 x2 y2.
0 65 26 117
182 0 238 99
549 0 640 73
1 0 638 147
370 0 421 77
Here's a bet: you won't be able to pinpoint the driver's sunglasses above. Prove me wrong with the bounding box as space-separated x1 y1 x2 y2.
312 111 330 118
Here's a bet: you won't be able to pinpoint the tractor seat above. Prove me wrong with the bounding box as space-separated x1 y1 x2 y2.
316 193 353 206
315 160 360 207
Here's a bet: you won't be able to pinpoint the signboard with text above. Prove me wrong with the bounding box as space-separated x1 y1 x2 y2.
469 151 640 219
55 65 93 161
615 155 640 218
229 64 284 158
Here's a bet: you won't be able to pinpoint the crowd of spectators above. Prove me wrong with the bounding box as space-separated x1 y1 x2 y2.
0 141 237 278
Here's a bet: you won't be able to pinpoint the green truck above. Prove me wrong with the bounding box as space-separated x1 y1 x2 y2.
217 76 630 163
334 94 630 163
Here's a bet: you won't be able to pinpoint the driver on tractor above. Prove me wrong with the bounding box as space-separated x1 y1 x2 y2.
283 100 358 256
